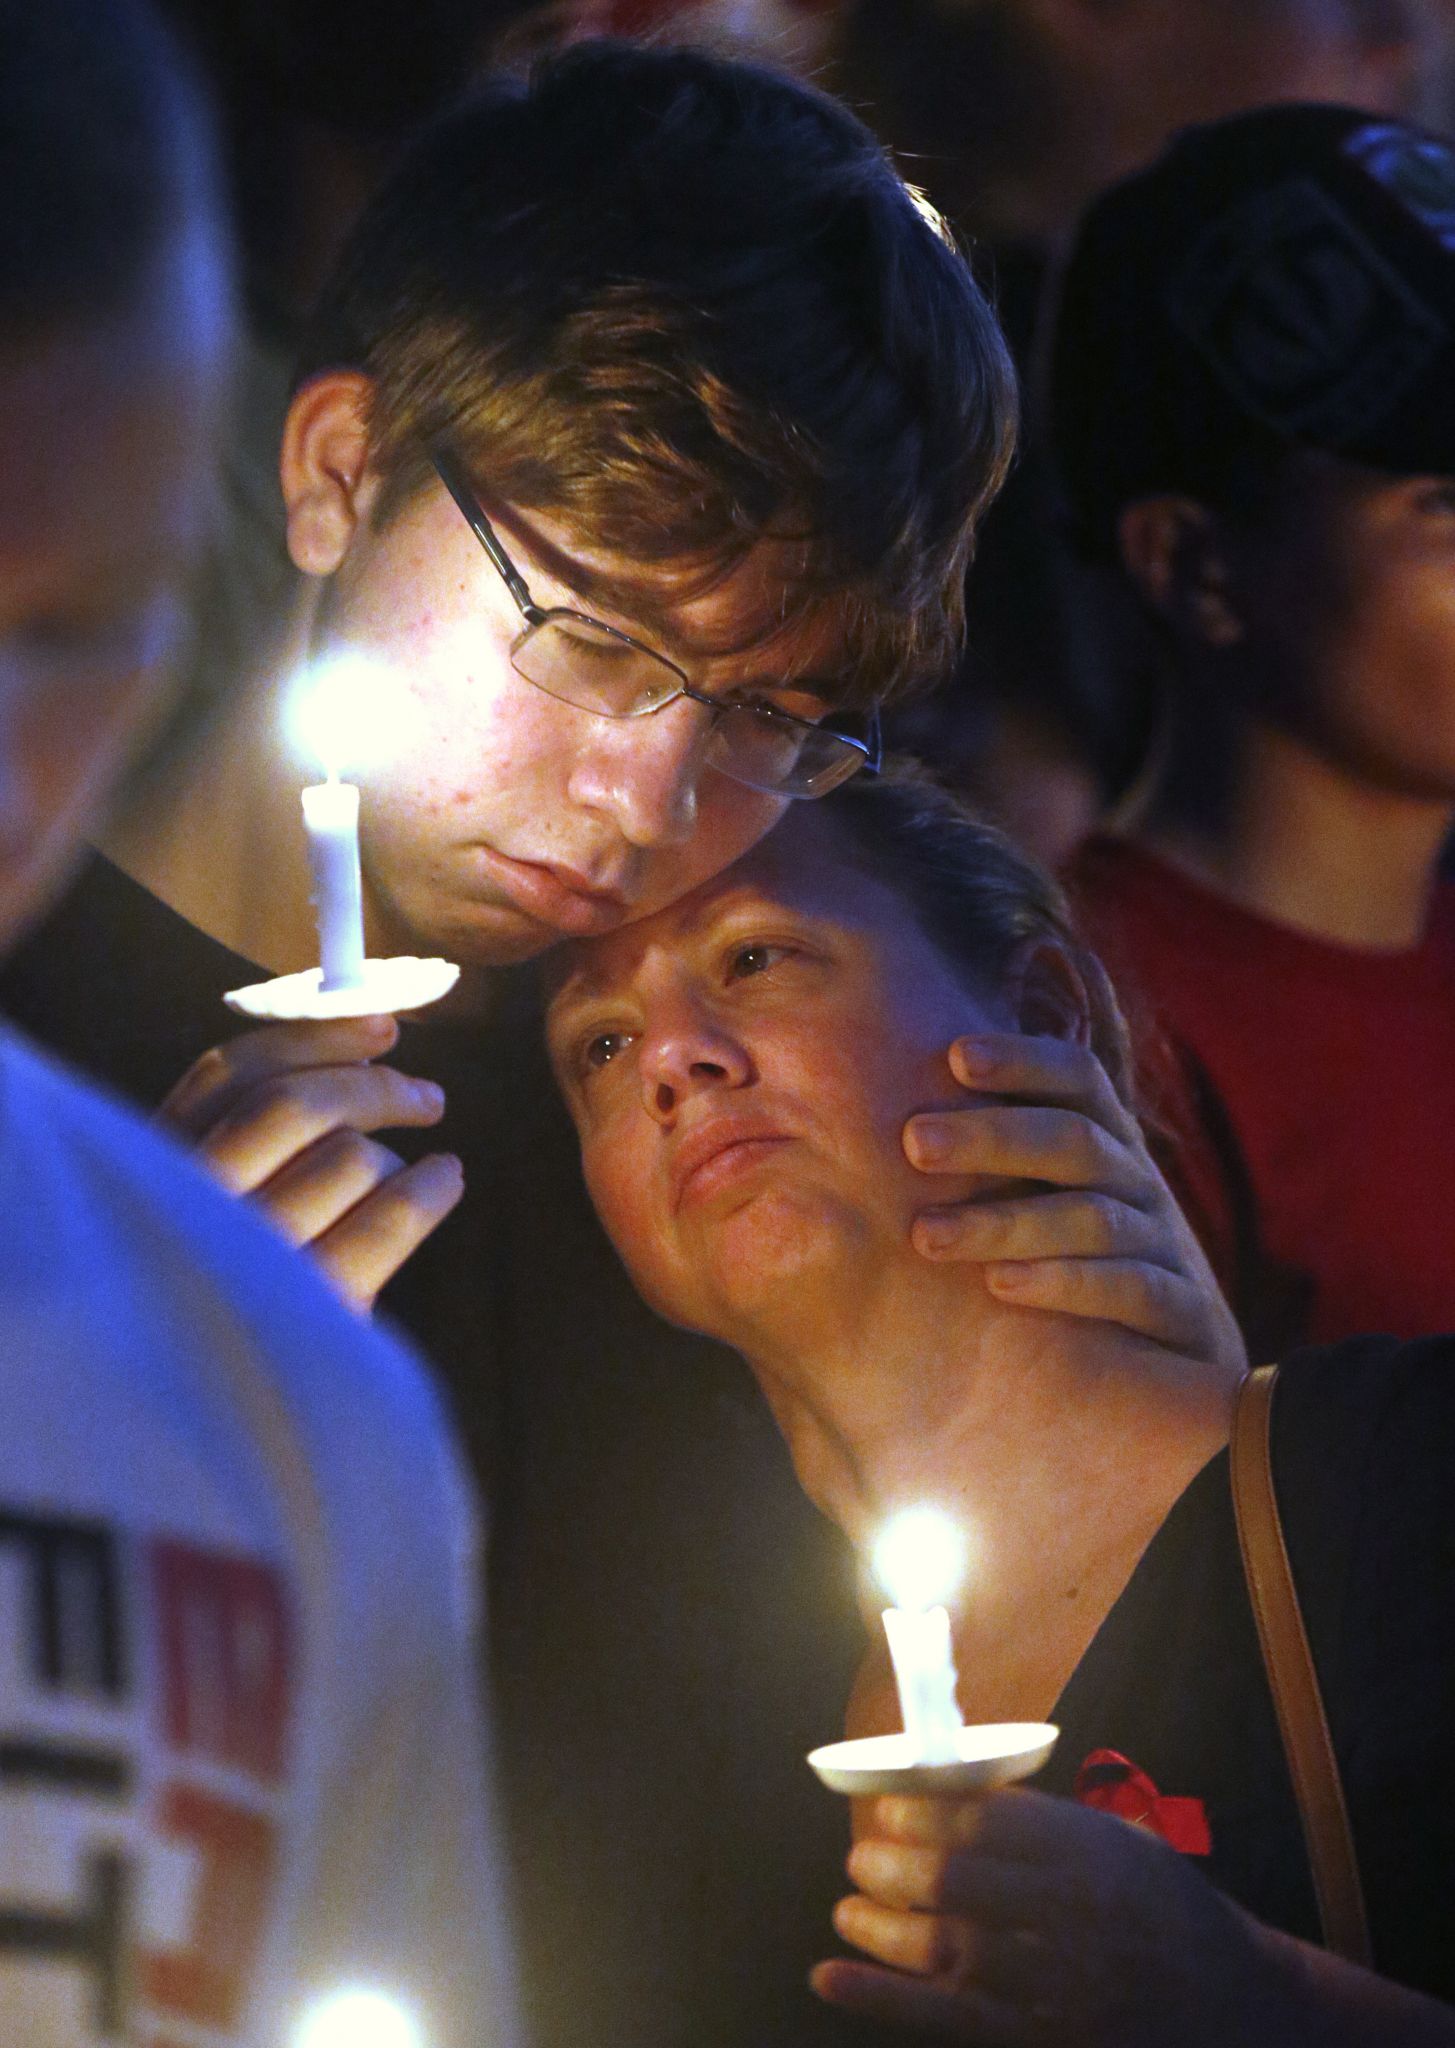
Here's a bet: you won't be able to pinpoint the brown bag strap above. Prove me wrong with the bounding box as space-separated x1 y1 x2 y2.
1230 1364 1372 1967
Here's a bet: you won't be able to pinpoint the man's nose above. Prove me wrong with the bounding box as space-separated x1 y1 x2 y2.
640 1002 752 1124
567 697 706 850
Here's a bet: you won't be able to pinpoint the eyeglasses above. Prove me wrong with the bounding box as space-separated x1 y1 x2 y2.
429 445 880 799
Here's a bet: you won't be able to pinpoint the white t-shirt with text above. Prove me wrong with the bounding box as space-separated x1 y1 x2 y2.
0 1027 516 2048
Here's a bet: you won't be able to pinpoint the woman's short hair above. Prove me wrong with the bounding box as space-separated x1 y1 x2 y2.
825 761 1134 1104
295 40 1018 710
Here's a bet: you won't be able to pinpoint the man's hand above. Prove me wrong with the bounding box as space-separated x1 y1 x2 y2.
812 1788 1296 2046
905 1034 1245 1377
161 1015 463 1312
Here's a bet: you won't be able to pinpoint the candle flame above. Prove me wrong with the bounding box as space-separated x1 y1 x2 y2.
872 1506 966 1612
285 653 405 781
294 1987 422 2048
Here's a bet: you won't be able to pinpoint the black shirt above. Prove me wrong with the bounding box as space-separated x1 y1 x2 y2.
1042 1335 1455 2004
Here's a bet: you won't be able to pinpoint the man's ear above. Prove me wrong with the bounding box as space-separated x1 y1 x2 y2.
1005 938 1093 1048
279 370 383 577
1117 495 1244 650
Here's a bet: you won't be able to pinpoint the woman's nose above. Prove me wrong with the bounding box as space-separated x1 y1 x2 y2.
640 1005 752 1122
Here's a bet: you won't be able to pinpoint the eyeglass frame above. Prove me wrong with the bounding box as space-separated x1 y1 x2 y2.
427 442 881 797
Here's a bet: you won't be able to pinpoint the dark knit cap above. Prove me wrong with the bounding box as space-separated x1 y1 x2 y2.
1051 103 1455 554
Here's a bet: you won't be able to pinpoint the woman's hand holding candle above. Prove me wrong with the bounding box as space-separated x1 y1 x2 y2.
161 1015 464 1311
814 1787 1306 2047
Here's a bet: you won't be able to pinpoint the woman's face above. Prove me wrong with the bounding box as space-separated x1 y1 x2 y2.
545 804 1008 1348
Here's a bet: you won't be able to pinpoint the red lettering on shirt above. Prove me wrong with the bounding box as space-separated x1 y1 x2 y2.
150 1540 291 1784
137 1784 278 2030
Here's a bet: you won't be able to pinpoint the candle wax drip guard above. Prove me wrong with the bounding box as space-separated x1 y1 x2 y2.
224 956 460 1022
808 1722 1058 1798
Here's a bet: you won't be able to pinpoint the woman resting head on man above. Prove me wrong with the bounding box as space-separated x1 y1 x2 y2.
545 764 1455 2048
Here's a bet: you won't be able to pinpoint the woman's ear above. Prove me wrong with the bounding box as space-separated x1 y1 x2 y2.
1006 938 1093 1048
279 370 383 577
1117 495 1244 650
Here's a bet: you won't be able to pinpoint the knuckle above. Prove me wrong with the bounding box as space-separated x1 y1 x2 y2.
248 1074 310 1127
1070 1122 1107 1182
966 1205 1012 1256
1143 1262 1176 1310
188 1043 234 1090
1082 1193 1122 1254
1059 1255 1092 1303
372 1160 444 1220
314 1127 392 1179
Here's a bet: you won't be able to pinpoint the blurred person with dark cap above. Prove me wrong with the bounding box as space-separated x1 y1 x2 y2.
1055 103 1455 1360
831 0 1433 878
0 3 518 2041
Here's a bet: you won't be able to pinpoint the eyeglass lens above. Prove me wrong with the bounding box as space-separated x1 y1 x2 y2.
511 614 866 795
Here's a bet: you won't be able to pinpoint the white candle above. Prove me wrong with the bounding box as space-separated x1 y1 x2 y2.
873 1506 967 1765
881 1604 963 1763
301 775 366 991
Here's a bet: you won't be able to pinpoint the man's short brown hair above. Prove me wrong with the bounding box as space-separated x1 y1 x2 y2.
297 40 1017 710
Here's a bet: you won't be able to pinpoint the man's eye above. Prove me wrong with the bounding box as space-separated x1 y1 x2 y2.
583 1030 634 1071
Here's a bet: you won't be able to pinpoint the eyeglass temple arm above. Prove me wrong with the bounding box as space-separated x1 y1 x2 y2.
429 443 539 617
860 710 884 773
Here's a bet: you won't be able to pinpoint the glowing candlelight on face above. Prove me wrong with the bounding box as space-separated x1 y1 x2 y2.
872 1506 966 1764
285 656 401 993
294 1987 423 2048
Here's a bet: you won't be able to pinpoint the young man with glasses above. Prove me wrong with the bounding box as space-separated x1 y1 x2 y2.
0 41 1016 2048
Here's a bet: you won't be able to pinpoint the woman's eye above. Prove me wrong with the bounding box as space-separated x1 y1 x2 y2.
727 943 785 980
583 1030 634 1072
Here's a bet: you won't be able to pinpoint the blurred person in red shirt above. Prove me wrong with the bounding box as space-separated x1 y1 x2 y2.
1054 103 1455 1358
